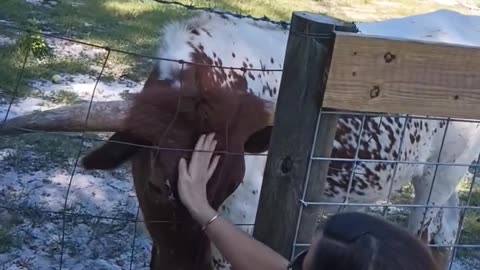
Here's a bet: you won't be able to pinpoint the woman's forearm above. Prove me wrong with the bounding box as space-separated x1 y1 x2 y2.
177 134 287 269
193 206 289 270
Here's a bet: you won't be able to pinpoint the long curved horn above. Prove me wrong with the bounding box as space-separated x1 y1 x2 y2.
0 100 133 135
0 98 276 136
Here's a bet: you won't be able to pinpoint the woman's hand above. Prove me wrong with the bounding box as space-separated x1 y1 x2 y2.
177 133 289 270
178 133 220 224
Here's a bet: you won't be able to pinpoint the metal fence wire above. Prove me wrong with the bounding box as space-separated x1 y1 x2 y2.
277 28 480 270
0 1 479 270
290 111 480 267
0 2 283 269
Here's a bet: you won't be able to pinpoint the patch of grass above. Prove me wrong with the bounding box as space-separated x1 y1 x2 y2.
0 44 93 100
0 226 18 253
0 19 45 100
47 0 188 52
52 89 81 104
458 210 480 259
0 0 30 24
456 177 480 258
29 34 49 58
0 24 93 100
0 211 22 253
0 0 191 93
458 176 480 206
29 58 93 79
158 0 480 23
2 0 477 95
377 177 480 260
460 210 480 239
19 133 82 159
0 132 118 176
0 43 32 100
0 133 83 171
34 89 82 105
390 183 415 204
43 0 192 80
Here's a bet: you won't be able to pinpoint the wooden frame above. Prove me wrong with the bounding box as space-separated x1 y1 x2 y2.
324 32 480 119
252 11 480 261
252 12 358 259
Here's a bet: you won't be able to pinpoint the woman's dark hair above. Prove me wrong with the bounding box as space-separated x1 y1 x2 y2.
310 212 440 270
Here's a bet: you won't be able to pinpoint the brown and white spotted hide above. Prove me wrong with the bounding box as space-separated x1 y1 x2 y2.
81 60 273 270
80 11 480 270
320 115 480 270
142 11 480 269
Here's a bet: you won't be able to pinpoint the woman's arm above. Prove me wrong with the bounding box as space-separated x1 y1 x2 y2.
191 204 289 270
177 133 289 270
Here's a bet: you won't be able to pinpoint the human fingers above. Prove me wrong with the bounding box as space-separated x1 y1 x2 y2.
190 134 206 162
189 134 208 174
194 134 207 150
194 133 216 162
178 158 190 180
197 137 218 174
206 155 221 181
203 133 216 150
199 133 216 160
191 133 216 172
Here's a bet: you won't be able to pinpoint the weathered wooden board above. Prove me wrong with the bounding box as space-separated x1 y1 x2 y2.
324 31 480 119
252 12 358 259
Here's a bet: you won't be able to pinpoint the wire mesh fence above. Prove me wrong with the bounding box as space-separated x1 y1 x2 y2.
0 3 283 269
0 25 148 269
289 112 480 264
0 1 480 270
264 13 480 270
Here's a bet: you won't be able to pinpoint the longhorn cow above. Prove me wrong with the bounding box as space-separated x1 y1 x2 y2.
1 9 480 270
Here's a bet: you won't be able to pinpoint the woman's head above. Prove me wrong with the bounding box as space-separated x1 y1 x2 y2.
289 212 439 270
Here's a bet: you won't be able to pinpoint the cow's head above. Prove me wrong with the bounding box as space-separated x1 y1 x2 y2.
0 62 275 269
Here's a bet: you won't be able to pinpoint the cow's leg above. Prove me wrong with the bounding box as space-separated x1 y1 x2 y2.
408 174 453 270
428 191 461 270
408 164 464 247
409 121 480 269
408 120 478 243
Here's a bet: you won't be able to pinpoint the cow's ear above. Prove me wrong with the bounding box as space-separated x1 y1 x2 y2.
244 126 272 153
81 132 151 170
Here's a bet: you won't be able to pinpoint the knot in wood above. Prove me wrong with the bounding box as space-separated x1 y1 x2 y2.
370 86 380 98
280 156 293 174
384 52 396 63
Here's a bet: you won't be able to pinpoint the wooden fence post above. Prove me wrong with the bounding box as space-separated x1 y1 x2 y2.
252 12 358 259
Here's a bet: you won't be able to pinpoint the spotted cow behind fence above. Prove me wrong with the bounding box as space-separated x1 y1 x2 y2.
2 10 480 270
151 11 480 269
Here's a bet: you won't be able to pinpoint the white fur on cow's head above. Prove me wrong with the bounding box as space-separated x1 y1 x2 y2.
156 11 288 102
